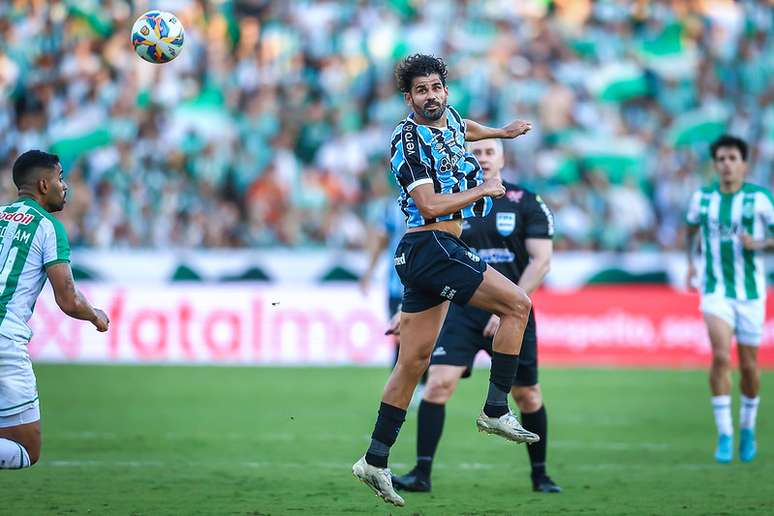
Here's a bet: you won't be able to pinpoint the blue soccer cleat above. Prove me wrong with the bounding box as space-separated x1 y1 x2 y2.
715 434 733 464
740 429 757 463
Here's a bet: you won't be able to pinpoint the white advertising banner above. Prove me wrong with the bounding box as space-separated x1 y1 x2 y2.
28 284 395 365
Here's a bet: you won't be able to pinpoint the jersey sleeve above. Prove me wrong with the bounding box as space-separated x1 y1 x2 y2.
448 106 467 140
759 188 774 234
685 191 702 226
391 122 433 193
524 193 555 239
42 217 71 268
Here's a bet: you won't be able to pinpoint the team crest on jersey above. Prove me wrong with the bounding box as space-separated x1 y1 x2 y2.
506 190 524 203
496 212 516 236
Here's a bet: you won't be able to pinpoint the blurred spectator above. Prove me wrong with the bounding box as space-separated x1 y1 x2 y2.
0 0 772 251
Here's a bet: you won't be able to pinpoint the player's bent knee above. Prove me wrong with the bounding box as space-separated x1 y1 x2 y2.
499 289 531 320
425 378 456 403
711 353 731 370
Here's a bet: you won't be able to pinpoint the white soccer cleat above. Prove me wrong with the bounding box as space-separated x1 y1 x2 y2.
476 410 540 444
352 456 405 507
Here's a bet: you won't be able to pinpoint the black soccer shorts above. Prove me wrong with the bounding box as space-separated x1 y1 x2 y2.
393 230 486 313
430 303 539 387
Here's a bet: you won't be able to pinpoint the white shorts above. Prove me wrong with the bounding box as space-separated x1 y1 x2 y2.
700 294 766 346
0 403 40 428
0 336 39 419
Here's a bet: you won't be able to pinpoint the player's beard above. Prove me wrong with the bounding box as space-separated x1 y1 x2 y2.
416 99 447 121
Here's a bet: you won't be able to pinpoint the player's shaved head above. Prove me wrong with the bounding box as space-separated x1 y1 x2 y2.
468 139 504 156
468 139 505 180
12 150 61 189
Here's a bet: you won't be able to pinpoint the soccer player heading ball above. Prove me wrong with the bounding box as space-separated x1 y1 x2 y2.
352 54 535 507
686 135 773 464
0 151 109 470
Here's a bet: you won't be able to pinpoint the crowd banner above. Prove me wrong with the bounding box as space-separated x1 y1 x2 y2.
28 285 774 368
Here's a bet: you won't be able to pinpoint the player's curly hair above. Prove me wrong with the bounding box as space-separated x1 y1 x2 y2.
395 54 448 93
710 134 748 161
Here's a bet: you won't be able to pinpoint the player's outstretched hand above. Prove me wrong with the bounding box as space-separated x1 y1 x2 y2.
482 177 506 199
501 120 532 139
92 308 110 332
483 314 501 337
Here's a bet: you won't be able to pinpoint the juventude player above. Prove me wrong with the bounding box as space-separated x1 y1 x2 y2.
352 54 536 507
0 150 109 469
686 135 772 463
392 138 560 494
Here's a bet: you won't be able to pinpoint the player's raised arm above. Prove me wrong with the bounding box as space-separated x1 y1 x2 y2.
46 262 109 332
464 118 532 142
409 179 505 220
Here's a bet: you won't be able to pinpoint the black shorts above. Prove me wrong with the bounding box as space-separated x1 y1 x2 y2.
430 303 538 387
394 230 486 313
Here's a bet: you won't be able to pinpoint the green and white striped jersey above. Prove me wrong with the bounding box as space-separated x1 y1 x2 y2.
686 183 774 300
0 197 70 342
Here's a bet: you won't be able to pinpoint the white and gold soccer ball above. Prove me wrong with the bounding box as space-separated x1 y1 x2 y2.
131 10 185 64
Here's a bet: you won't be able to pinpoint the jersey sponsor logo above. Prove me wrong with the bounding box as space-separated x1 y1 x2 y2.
440 286 457 300
707 221 741 240
496 212 516 236
403 128 416 155
0 212 35 225
465 250 481 263
394 253 406 266
432 346 447 357
476 248 516 263
461 220 471 231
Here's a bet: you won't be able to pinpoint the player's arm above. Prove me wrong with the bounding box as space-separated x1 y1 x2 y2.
518 239 553 295
360 229 389 294
740 233 774 251
396 125 505 218
463 118 532 142
46 263 109 331
483 241 550 337
685 225 700 290
410 180 505 220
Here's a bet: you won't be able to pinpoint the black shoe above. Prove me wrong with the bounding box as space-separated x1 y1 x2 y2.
391 468 432 492
532 474 561 493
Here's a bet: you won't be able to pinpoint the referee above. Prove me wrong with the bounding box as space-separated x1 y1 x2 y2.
392 138 560 493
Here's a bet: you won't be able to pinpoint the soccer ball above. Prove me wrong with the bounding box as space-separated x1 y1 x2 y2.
131 11 185 64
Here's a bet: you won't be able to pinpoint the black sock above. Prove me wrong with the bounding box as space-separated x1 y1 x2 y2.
365 402 407 468
484 352 519 417
522 405 547 478
416 400 445 477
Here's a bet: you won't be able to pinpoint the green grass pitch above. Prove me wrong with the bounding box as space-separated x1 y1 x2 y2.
3 365 773 515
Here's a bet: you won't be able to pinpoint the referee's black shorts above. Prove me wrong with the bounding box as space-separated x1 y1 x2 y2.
430 303 538 387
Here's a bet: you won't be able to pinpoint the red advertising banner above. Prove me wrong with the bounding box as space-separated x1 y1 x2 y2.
532 286 774 368
26 284 774 368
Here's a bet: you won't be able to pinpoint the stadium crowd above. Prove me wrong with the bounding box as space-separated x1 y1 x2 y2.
1 0 773 251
